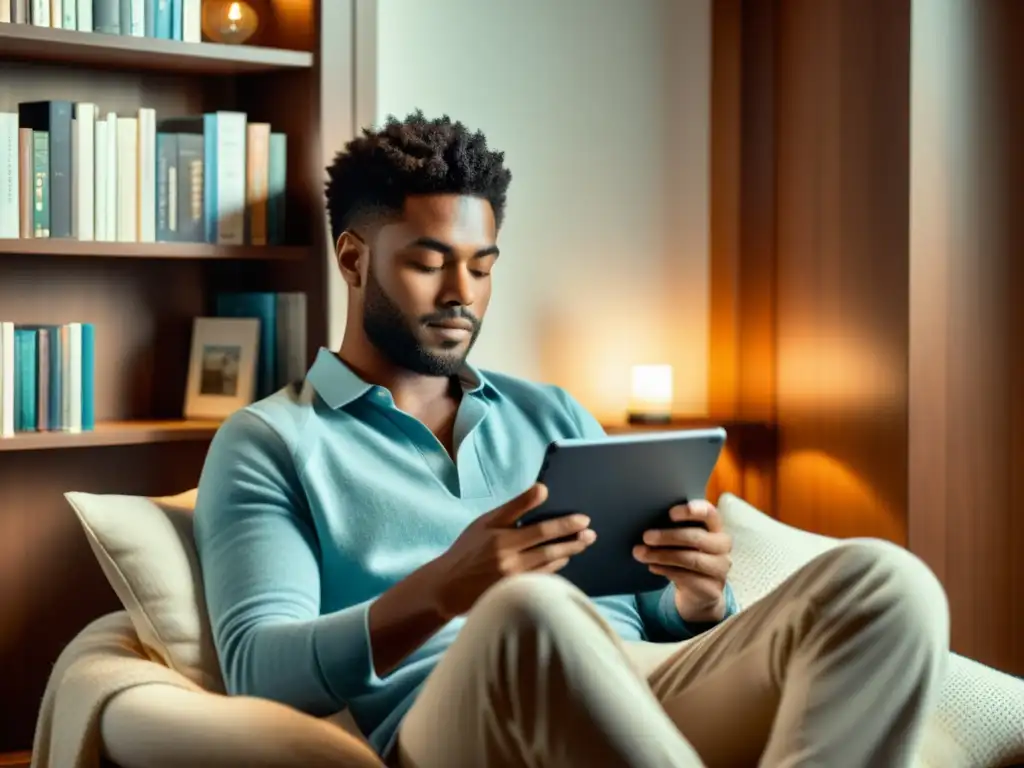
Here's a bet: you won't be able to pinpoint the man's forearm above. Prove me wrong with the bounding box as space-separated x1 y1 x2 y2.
367 560 449 677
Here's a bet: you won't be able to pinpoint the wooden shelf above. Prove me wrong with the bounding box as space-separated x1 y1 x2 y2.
601 416 774 435
0 24 313 75
0 419 221 452
0 239 308 261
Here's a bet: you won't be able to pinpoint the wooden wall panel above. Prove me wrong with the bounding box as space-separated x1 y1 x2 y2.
908 0 1024 675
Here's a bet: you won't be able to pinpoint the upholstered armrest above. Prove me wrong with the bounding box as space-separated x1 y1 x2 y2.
718 493 1024 768
102 684 384 768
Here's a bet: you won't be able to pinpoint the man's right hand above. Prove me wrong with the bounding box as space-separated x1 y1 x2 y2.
426 483 597 620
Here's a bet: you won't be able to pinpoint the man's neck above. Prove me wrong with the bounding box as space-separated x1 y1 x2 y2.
336 336 459 415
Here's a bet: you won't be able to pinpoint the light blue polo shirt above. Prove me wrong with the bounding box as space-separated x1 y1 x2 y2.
193 348 737 757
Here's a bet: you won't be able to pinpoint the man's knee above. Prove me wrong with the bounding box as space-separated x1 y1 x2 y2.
473 573 577 625
824 540 950 640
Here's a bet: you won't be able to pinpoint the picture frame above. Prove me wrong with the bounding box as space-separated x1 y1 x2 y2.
184 317 260 420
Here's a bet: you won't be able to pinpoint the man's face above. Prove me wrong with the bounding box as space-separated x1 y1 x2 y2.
356 194 498 376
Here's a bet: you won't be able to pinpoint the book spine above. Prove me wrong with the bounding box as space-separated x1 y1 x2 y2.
245 123 269 245
128 0 142 36
12 0 29 24
31 0 48 26
137 107 156 242
60 324 70 430
62 0 76 30
202 113 216 243
155 132 178 241
267 133 287 245
76 0 92 30
116 116 138 242
215 111 246 245
154 0 170 38
48 324 62 430
73 103 96 242
14 329 38 432
32 131 49 238
94 117 109 241
50 0 63 28
177 133 203 242
0 323 13 437
0 113 18 239
68 322 82 433
36 328 50 432
143 0 154 37
80 323 94 431
93 0 119 34
104 112 117 239
117 0 129 34
18 129 32 238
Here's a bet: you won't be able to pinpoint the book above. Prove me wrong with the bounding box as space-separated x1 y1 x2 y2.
0 320 95 436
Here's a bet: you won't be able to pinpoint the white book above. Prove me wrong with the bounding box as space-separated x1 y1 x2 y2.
116 117 138 242
62 0 75 29
183 0 201 42
1 2 11 23
215 111 247 245
50 0 62 28
94 118 108 241
104 112 118 240
31 0 49 26
0 113 18 239
69 322 82 433
137 107 156 243
0 322 14 438
60 324 70 431
72 103 96 241
76 0 91 31
129 0 143 36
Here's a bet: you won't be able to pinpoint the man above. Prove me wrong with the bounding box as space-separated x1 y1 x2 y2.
193 111 950 768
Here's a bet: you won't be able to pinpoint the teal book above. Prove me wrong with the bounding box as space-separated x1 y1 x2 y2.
81 323 95 430
155 0 171 38
267 132 287 244
215 292 276 399
14 328 38 432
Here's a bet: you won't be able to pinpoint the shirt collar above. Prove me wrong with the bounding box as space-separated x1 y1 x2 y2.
306 347 497 410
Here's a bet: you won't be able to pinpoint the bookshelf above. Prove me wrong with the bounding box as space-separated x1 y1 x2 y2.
0 0 366 754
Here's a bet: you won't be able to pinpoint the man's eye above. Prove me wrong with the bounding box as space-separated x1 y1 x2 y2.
412 263 442 274
470 270 491 279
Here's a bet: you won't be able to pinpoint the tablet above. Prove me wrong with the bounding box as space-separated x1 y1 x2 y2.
516 427 727 597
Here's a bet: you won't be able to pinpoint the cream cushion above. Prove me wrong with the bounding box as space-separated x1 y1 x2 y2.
64 489 224 693
62 489 1024 768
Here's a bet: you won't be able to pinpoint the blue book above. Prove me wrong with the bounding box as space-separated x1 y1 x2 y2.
171 0 183 40
81 323 95 431
13 329 38 432
215 293 277 400
267 133 287 245
155 0 172 39
144 0 156 37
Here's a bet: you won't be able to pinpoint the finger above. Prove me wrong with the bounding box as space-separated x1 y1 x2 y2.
537 557 570 574
642 528 732 555
518 530 597 571
514 512 591 548
633 546 731 581
669 499 724 533
488 483 548 527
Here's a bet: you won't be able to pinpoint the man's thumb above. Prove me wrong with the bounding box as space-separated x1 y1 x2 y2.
489 483 548 526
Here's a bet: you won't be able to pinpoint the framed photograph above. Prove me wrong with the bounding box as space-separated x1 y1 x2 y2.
184 317 260 420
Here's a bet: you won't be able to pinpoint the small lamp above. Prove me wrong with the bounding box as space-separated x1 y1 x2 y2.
627 364 674 425
202 0 259 45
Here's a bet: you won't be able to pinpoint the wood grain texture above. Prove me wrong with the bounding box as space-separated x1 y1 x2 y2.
908 0 1024 675
0 240 308 260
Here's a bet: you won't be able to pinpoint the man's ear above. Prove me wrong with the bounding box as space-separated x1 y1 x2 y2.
336 231 367 289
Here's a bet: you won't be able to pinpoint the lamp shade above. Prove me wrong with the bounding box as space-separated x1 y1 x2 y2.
627 364 673 424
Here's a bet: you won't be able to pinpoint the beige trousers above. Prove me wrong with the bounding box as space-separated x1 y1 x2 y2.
395 540 950 768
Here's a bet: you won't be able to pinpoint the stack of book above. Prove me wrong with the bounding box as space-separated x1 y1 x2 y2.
0 103 288 245
0 320 95 438
214 291 307 399
0 0 202 42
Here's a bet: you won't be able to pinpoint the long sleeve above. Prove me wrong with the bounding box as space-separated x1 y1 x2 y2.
556 387 739 642
193 409 384 715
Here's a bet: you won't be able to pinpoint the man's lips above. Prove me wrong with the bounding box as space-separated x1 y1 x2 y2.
426 319 474 332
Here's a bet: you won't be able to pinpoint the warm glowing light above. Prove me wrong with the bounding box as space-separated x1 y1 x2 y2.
201 0 259 44
628 364 673 423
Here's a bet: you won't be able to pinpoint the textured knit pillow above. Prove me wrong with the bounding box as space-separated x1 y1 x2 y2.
64 489 225 693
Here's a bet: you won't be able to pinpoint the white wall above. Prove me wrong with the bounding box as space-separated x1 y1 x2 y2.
337 0 710 422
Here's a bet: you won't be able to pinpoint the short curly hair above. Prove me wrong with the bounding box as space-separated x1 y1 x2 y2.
325 110 513 242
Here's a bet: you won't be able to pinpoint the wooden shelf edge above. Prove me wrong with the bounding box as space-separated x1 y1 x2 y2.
601 417 776 434
0 24 313 74
0 751 30 767
0 419 221 452
0 239 309 261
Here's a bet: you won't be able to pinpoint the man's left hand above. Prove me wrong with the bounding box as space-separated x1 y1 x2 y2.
632 500 733 624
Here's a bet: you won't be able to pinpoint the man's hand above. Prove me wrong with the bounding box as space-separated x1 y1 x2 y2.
425 483 597 620
632 500 733 624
